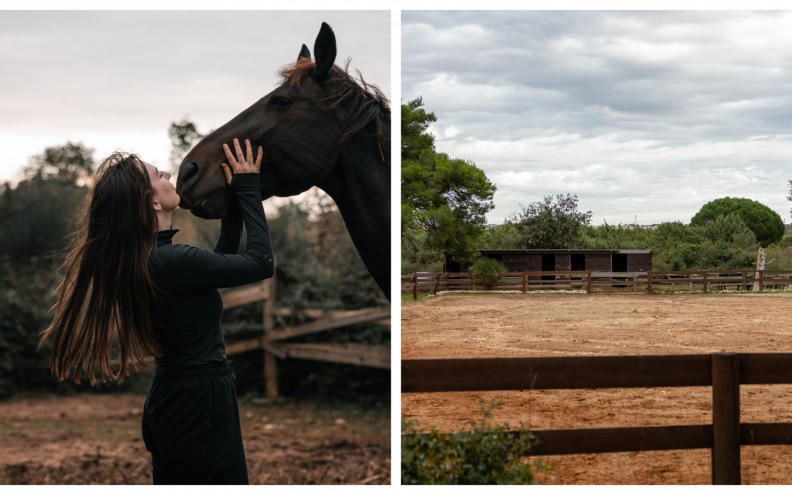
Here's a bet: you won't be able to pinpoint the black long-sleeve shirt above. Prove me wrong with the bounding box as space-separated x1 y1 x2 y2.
149 173 274 374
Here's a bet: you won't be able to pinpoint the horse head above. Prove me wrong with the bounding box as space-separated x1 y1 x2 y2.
176 22 391 299
176 22 388 218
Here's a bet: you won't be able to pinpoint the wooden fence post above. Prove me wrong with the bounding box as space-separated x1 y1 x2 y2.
262 278 279 398
647 271 653 294
522 273 527 293
711 353 741 484
586 271 592 295
413 273 418 300
753 247 766 292
432 273 442 295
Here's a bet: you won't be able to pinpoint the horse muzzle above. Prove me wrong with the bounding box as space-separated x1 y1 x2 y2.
176 161 231 218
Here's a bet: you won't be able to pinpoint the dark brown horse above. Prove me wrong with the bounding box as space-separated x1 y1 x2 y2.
176 23 390 299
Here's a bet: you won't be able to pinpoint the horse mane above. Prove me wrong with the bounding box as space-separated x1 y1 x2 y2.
279 58 391 166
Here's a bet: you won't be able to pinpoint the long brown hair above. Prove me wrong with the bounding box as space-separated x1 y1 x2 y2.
39 151 161 384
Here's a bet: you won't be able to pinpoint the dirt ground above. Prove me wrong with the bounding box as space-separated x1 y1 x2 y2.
0 393 389 485
401 292 792 485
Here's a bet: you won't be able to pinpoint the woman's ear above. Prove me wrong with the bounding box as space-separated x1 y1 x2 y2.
152 198 162 211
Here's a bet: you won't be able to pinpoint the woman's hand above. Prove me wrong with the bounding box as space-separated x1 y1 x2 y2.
221 138 263 185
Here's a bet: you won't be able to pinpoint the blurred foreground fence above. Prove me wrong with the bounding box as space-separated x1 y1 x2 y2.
402 270 792 298
402 352 792 485
221 278 390 397
113 279 390 397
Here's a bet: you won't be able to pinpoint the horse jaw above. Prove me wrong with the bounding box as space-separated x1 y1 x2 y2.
182 190 232 219
317 138 391 300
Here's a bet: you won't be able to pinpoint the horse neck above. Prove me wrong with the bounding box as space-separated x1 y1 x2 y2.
318 135 390 298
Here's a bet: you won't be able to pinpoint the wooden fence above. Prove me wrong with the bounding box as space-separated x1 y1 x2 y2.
402 269 792 298
402 271 593 298
220 278 390 396
402 352 792 484
647 270 792 293
99 279 390 396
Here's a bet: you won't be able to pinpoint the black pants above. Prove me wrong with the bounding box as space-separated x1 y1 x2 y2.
142 361 248 485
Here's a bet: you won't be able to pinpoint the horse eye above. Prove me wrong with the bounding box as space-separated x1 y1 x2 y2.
269 96 293 108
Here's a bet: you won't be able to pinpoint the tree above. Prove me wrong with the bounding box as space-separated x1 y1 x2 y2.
480 223 522 250
22 142 94 184
578 222 653 251
691 197 784 248
0 143 96 396
401 228 445 274
1 143 94 262
401 97 436 161
695 213 758 269
787 179 792 221
169 119 205 171
649 221 704 271
507 193 592 249
401 97 496 266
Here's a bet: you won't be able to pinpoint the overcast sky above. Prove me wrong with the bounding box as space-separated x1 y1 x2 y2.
0 10 390 188
402 10 792 226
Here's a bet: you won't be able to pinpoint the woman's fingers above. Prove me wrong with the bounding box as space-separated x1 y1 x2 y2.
234 138 246 164
245 139 254 164
254 146 263 170
223 138 262 177
221 162 233 185
222 143 237 166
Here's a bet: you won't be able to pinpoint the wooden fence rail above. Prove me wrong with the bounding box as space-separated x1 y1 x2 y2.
218 279 390 397
402 271 593 298
115 280 390 397
647 270 792 294
402 269 792 297
402 352 792 484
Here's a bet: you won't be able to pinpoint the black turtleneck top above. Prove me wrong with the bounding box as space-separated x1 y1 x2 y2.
149 173 274 374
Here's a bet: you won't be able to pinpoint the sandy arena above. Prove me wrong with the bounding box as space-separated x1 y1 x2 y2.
401 292 792 484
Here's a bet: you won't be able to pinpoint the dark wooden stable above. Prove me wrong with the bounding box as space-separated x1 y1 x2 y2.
447 249 652 274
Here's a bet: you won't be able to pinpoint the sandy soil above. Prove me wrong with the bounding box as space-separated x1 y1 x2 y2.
1 393 389 485
401 292 792 485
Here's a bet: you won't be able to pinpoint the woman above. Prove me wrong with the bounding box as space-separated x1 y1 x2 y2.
39 138 273 484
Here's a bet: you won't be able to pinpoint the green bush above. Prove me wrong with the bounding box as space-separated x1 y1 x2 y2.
469 257 506 289
401 397 550 485
766 242 792 270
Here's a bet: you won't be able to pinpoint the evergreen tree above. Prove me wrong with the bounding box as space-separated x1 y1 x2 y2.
691 197 783 247
401 97 496 266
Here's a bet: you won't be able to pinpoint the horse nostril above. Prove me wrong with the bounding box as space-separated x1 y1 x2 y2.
178 162 199 190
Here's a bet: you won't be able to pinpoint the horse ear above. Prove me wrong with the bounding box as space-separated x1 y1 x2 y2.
298 44 311 61
313 22 336 81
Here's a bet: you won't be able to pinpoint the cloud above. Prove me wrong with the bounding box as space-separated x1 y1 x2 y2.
403 10 792 225
0 10 390 181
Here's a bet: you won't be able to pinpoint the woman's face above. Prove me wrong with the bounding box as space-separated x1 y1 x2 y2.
144 162 180 213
